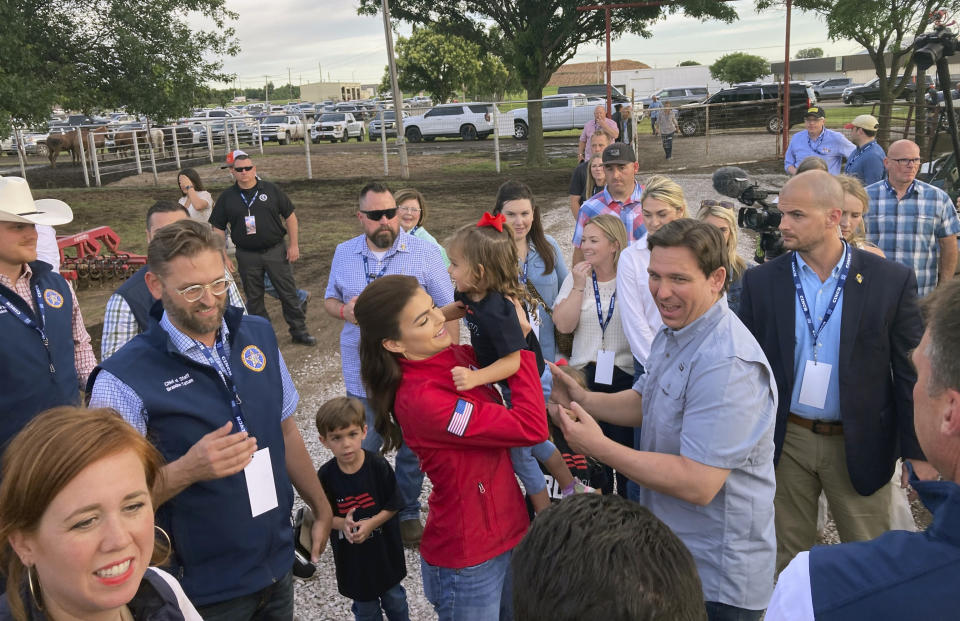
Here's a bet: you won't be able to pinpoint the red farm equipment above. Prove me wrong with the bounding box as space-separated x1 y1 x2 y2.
57 227 146 287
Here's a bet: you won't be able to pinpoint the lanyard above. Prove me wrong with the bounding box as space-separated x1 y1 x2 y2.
846 141 873 167
194 334 248 433
0 285 56 374
791 243 850 362
519 260 529 285
409 225 419 235
807 130 828 155
591 272 616 337
362 254 391 284
240 185 259 215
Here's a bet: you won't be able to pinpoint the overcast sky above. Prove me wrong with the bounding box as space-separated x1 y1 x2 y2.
214 0 860 90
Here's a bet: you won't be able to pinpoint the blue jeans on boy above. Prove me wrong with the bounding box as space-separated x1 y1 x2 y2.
350 394 425 522
421 550 514 621
352 582 410 621
510 440 557 495
264 273 308 306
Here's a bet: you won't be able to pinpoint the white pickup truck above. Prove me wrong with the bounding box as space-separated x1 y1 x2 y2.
512 94 628 140
258 115 305 144
311 112 365 143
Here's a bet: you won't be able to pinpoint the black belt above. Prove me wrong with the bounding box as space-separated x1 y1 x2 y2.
236 241 282 253
788 413 843 436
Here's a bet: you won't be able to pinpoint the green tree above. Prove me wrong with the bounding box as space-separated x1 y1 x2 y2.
0 0 237 132
710 52 770 84
796 47 824 59
359 0 736 166
757 0 960 147
678 60 702 66
467 53 522 101
393 26 485 105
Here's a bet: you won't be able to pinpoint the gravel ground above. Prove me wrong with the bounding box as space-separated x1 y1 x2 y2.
286 168 930 619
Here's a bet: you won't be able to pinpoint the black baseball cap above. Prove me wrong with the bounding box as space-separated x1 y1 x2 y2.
803 106 826 119
601 142 637 165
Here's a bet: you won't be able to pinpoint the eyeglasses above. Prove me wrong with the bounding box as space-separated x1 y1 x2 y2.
397 206 421 214
360 208 398 220
700 199 736 210
890 157 921 166
175 277 233 302
232 166 254 173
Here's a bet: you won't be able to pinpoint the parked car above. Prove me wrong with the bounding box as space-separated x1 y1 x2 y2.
674 82 817 136
310 112 365 143
369 110 408 140
403 103 494 142
558 84 629 103
182 109 258 143
259 115 305 144
842 74 934 105
813 77 858 100
512 94 598 140
1 129 49 156
640 86 709 108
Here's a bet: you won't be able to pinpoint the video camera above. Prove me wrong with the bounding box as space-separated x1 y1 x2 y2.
712 166 784 263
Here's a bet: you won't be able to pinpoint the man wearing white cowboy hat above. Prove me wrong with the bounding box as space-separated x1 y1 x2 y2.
0 176 96 454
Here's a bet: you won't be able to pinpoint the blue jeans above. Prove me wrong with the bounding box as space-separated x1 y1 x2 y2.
510 440 557 495
421 550 514 621
352 582 410 621
351 393 425 522
196 571 293 621
705 601 764 621
264 273 308 305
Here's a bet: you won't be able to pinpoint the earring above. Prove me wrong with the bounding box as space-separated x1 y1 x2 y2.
154 525 172 556
27 565 43 611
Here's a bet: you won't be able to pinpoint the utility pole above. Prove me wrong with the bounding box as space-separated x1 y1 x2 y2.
288 67 293 100
382 0 409 179
264 75 270 105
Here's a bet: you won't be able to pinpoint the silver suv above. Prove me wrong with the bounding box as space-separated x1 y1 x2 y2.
403 103 494 142
641 86 710 108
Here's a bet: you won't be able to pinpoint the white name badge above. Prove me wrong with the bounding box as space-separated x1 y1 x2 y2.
798 360 832 409
245 447 279 517
527 308 540 341
244 215 257 235
594 349 615 385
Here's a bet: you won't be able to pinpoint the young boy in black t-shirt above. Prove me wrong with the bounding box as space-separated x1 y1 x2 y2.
316 397 410 621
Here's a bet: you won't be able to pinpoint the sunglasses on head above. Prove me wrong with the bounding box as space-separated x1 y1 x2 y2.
700 199 736 210
233 166 254 173
360 208 398 221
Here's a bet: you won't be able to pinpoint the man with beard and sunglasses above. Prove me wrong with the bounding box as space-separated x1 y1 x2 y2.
89 219 333 619
209 150 315 346
324 181 456 546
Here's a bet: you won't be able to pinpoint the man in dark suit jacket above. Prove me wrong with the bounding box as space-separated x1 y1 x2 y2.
738 170 936 572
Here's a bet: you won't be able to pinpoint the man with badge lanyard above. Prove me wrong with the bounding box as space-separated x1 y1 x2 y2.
0 176 96 454
738 170 933 574
89 220 332 620
784 106 855 176
209 150 315 346
842 114 886 186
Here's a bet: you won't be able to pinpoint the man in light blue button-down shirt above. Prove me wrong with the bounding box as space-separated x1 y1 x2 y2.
739 170 932 574
550 219 777 620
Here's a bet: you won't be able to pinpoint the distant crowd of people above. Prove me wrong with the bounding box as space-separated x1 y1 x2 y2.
0 107 959 621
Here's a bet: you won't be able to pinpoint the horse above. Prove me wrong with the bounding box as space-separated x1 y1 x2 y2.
111 127 166 160
46 126 108 168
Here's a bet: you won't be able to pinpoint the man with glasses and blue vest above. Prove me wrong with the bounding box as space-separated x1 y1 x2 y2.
89 219 332 620
324 181 456 546
865 139 960 297
0 176 96 454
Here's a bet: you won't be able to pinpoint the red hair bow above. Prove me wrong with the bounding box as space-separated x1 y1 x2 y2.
476 212 506 232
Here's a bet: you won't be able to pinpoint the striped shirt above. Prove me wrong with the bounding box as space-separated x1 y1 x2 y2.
89 313 298 434
0 265 96 385
865 179 960 296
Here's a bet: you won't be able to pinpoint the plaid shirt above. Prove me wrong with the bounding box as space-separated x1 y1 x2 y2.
89 313 298 434
865 178 960 296
572 181 646 247
101 273 246 360
0 265 96 386
324 230 453 397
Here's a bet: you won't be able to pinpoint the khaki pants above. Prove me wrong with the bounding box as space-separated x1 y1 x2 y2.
775 422 892 572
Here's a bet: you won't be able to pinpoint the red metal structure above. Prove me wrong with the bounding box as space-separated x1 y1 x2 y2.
57 227 146 284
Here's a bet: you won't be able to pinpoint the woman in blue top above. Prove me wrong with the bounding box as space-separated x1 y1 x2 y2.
493 180 569 362
395 188 449 267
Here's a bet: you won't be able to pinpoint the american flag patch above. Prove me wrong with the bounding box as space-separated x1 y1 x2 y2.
447 399 474 436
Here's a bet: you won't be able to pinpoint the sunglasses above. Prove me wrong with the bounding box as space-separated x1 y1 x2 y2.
233 166 254 173
360 208 398 221
700 199 736 210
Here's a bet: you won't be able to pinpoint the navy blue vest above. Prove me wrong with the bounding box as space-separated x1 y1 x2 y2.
0 261 78 452
92 307 294 606
114 266 156 333
810 475 960 620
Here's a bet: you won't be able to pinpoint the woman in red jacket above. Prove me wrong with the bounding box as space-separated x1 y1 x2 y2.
356 275 548 621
